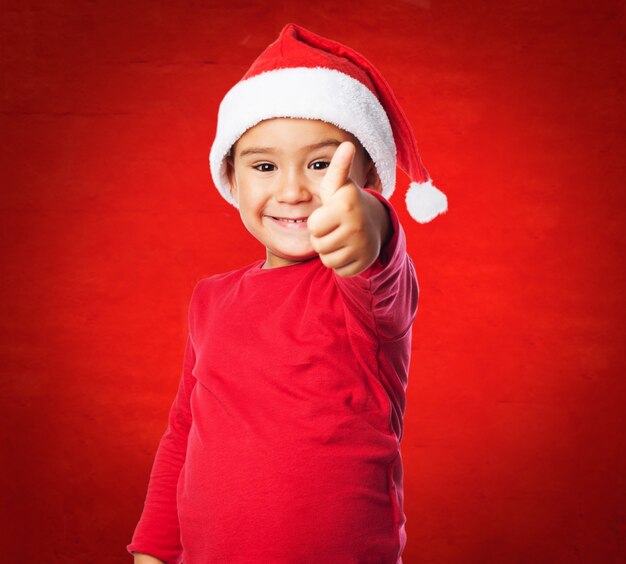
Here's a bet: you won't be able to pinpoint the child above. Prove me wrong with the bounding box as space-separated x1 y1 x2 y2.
127 23 447 564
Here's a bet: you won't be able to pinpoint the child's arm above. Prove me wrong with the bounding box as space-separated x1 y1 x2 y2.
126 332 198 563
308 142 418 340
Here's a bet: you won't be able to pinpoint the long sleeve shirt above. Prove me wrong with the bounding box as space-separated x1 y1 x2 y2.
127 190 419 563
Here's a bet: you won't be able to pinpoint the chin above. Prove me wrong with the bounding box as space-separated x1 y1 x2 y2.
284 252 318 262
274 249 318 263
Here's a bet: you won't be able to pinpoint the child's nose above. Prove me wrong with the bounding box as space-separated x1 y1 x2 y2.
275 169 313 203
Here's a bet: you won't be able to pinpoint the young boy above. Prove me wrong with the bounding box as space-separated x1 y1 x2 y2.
127 23 447 564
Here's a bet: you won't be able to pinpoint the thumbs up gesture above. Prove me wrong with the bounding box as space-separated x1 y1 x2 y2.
307 141 392 277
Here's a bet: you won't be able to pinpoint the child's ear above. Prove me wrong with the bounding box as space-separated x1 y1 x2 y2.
225 155 238 200
364 160 383 193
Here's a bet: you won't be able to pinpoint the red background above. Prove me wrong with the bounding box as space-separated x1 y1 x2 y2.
1 1 624 562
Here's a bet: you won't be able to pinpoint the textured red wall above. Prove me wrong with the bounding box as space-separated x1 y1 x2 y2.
1 1 624 562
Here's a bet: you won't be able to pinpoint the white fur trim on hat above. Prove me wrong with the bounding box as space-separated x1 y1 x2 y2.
405 180 448 223
209 67 397 207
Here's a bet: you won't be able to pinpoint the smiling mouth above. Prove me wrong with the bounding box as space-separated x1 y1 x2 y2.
268 216 308 223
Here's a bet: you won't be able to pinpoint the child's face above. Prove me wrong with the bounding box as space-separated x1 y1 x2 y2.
226 118 378 269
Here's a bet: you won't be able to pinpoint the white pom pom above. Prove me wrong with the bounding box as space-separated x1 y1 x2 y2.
405 180 448 223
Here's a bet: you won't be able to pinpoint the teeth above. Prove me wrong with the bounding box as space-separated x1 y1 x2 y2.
275 217 306 223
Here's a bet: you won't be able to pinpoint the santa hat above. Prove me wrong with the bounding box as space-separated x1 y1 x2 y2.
209 23 448 224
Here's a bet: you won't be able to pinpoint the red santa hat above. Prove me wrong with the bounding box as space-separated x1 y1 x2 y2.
209 23 448 224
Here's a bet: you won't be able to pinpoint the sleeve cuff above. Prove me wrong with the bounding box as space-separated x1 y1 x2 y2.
356 188 402 278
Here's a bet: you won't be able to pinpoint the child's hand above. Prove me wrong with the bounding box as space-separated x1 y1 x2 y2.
133 552 166 564
307 141 392 277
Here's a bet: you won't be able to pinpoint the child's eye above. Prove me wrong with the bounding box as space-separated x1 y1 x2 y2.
253 163 276 172
310 160 330 170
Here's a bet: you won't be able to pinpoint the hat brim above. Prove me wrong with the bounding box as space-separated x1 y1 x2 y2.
209 67 397 208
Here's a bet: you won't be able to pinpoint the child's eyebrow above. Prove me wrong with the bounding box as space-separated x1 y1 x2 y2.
238 139 341 158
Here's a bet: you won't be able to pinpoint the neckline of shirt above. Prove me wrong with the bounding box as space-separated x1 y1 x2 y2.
244 256 321 277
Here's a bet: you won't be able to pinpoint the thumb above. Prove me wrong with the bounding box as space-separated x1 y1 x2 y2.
319 141 356 204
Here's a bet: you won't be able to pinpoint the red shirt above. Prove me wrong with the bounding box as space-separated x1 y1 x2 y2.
127 190 419 563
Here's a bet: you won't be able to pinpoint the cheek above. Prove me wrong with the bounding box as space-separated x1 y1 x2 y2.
349 158 368 187
239 188 266 216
